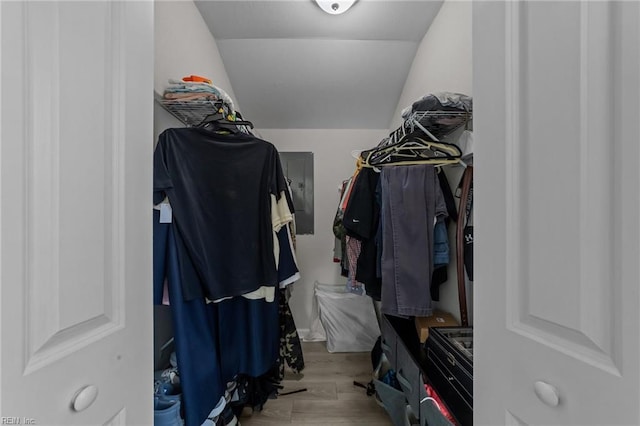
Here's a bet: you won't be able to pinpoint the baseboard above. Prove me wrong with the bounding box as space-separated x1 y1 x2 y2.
299 328 328 343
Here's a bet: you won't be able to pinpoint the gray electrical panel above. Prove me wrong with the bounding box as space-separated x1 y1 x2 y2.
279 152 314 235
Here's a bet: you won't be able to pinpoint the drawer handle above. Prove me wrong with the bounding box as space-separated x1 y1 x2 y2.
534 381 560 407
396 370 412 393
447 352 456 367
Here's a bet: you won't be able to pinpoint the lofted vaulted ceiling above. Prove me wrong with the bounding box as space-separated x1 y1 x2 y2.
194 1 444 129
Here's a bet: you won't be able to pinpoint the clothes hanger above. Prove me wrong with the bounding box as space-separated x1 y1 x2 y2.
195 102 254 132
197 114 254 131
395 137 461 159
364 132 462 167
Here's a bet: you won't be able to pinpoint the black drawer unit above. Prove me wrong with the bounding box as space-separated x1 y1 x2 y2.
424 326 473 425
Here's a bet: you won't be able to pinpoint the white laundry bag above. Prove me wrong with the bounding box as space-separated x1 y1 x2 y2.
303 282 328 342
313 281 381 353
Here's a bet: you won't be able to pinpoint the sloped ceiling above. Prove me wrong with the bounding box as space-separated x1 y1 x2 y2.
195 1 443 129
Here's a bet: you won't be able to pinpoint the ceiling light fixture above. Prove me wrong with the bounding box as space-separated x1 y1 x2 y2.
314 0 358 15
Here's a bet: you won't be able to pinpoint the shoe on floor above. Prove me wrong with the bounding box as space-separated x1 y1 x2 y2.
154 397 182 426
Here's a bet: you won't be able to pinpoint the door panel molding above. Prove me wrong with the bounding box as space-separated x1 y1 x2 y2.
476 1 640 423
505 410 528 426
2 1 153 422
104 408 126 426
23 1 126 375
504 0 620 376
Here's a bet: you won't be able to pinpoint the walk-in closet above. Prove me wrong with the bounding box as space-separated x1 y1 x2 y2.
1 1 640 426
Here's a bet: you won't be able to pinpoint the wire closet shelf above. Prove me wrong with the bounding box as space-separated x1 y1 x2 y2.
388 110 473 146
155 93 228 127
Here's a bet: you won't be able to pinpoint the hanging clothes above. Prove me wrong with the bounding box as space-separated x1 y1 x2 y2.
154 214 302 426
153 124 302 426
275 225 305 379
154 210 224 426
333 176 355 278
380 164 447 317
345 236 365 295
431 169 457 301
216 289 281 384
153 127 293 301
276 224 300 288
342 167 382 300
277 288 305 380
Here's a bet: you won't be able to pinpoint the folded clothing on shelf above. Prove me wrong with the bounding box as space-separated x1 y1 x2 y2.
163 77 236 113
401 92 472 119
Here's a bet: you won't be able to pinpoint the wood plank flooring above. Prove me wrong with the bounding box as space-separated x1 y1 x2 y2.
239 342 393 425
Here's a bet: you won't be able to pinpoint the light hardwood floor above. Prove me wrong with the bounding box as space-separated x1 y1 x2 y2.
239 342 393 425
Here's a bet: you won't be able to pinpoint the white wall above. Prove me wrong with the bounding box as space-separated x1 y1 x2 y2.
390 0 473 323
154 1 236 101
258 129 389 331
391 0 472 130
154 1 239 139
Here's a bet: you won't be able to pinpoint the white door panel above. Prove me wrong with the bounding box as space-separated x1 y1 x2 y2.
1 2 153 424
475 1 639 424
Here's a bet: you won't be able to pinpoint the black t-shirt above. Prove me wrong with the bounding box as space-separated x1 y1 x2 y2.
342 168 382 299
154 127 290 301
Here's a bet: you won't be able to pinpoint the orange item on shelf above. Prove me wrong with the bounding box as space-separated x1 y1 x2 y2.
182 75 212 84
